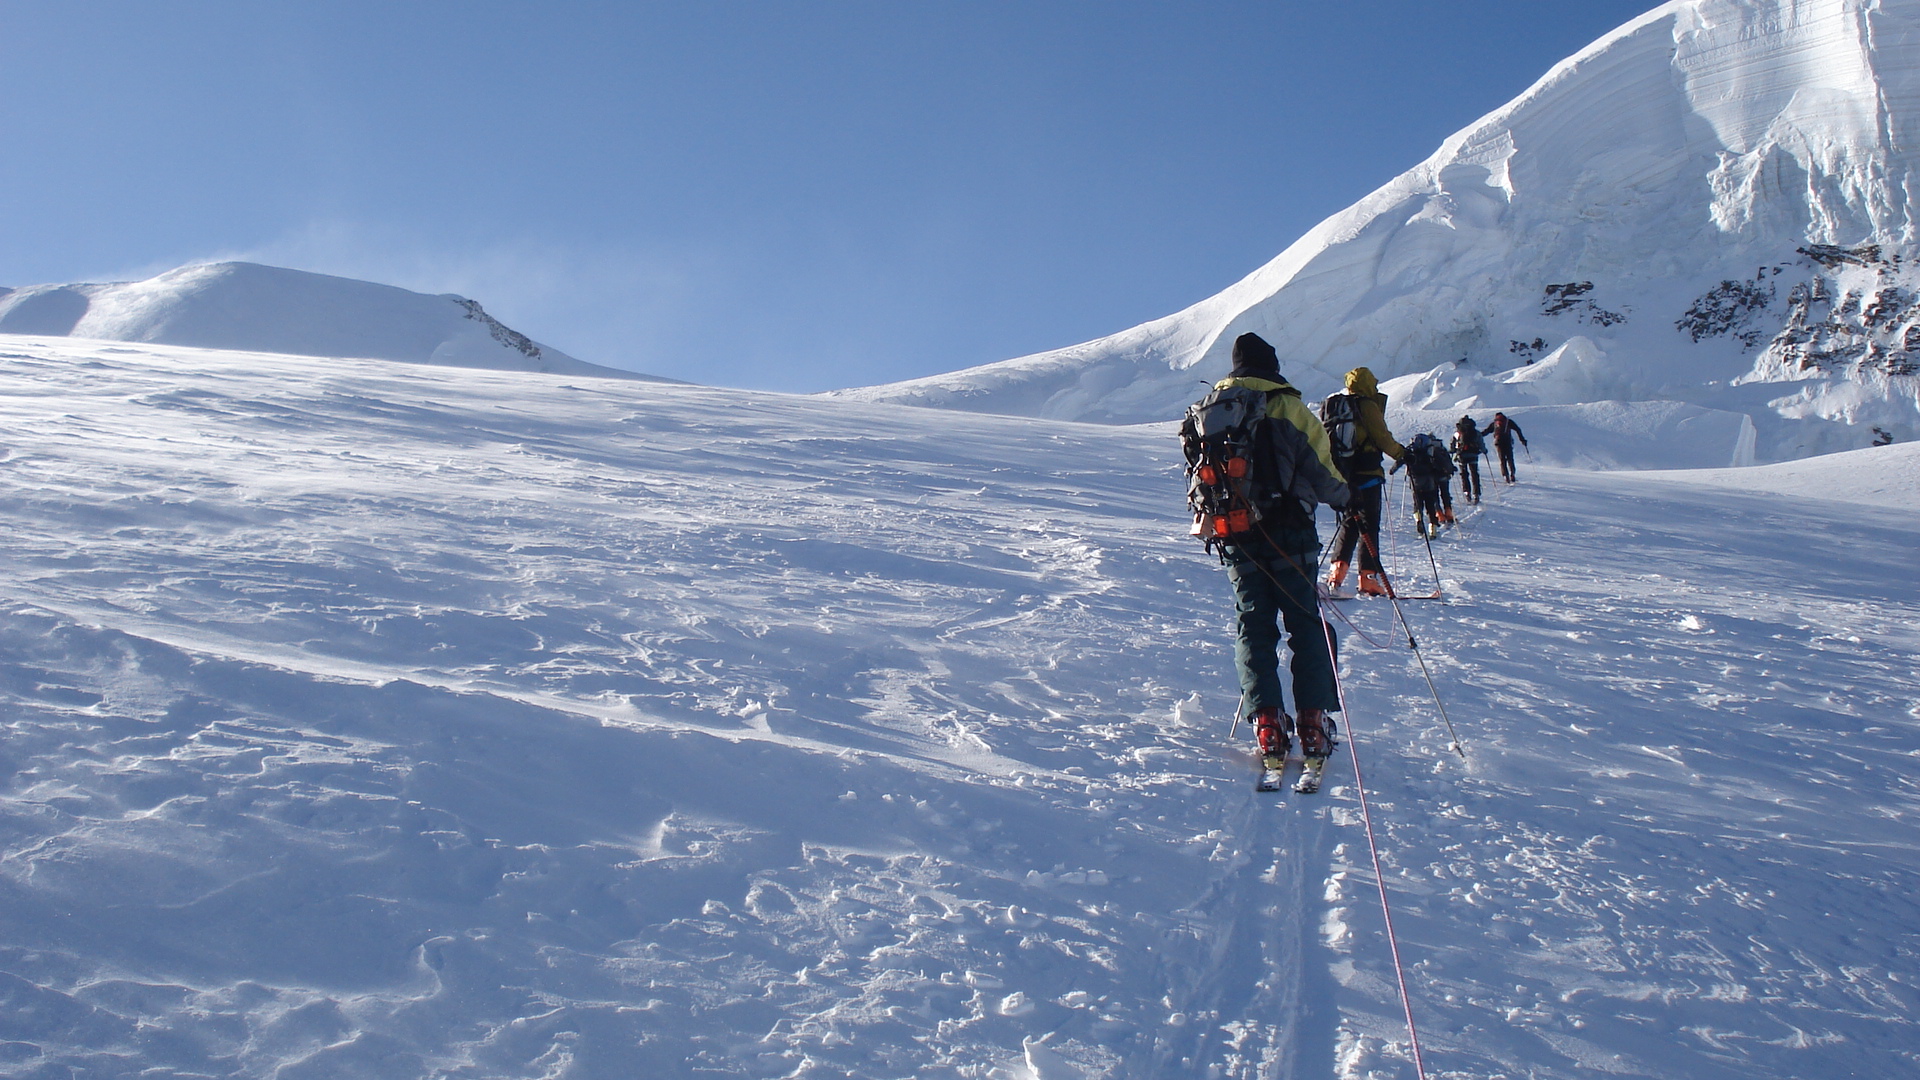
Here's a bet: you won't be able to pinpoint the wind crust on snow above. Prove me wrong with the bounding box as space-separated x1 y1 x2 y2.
0 260 670 381
828 0 1920 464
0 337 1915 1078
1640 436 1920 504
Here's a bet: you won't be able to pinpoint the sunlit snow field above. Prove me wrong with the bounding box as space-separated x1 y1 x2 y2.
0 338 1915 1079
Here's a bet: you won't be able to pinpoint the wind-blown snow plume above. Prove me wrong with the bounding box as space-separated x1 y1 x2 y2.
833 0 1920 461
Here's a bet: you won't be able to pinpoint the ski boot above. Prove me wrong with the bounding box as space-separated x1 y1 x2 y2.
1296 708 1333 759
1293 708 1334 793
1357 570 1392 597
1325 560 1351 590
1252 707 1291 770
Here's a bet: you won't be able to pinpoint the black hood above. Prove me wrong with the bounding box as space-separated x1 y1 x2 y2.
1230 333 1280 379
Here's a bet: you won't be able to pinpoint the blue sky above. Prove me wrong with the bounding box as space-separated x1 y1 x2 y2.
1 1 1657 391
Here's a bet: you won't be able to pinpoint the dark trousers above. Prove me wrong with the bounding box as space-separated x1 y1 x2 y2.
1223 535 1340 716
1329 481 1384 572
1458 456 1481 501
1495 442 1518 482
1412 479 1446 527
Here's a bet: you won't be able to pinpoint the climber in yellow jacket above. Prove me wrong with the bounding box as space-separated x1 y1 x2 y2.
1321 366 1405 597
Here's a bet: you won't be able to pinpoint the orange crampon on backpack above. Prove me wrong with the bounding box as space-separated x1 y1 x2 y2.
1180 383 1278 554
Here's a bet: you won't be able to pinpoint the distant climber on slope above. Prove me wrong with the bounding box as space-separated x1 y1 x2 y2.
1450 414 1487 503
1322 366 1405 597
1394 432 1456 536
1482 412 1528 484
1179 332 1350 772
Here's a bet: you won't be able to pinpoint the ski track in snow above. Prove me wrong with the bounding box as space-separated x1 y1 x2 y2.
0 338 1914 1078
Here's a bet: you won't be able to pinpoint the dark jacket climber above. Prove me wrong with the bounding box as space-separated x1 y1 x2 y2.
1482 412 1529 483
1450 415 1487 503
1208 333 1348 769
1394 432 1457 533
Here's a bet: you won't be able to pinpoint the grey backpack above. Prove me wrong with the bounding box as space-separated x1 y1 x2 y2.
1179 384 1274 549
1319 393 1363 474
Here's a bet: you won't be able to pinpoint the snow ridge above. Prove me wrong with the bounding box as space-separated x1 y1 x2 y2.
0 261 658 380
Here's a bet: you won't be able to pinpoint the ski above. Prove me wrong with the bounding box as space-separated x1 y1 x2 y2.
1294 756 1328 794
1255 754 1290 792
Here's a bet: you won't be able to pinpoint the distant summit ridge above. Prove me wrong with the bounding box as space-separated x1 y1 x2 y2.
833 0 1920 462
0 261 654 380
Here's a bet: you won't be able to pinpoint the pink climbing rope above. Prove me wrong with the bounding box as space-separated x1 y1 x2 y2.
1320 598 1432 1080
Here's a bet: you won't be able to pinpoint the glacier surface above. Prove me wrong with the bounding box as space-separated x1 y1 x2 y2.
0 336 1913 1078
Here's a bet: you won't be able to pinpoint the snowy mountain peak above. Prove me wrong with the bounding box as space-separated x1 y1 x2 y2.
0 261 657 380
832 0 1920 463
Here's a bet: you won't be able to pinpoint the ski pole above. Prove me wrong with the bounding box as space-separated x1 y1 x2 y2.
1386 473 1405 576
1360 533 1467 759
1386 579 1466 759
1229 691 1246 741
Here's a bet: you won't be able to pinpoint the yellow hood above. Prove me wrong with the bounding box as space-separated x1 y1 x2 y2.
1344 366 1379 396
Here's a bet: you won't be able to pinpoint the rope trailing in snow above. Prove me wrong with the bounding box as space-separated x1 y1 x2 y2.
1319 598 1433 1080
1237 519 1441 1074
1307 527 1396 653
1230 511 1455 1072
1318 590 1394 652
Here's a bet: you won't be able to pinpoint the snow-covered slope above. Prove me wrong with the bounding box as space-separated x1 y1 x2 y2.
0 261 655 379
0 337 1914 1079
1647 437 1920 503
832 0 1920 463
